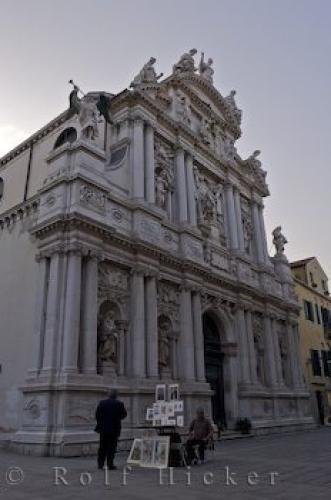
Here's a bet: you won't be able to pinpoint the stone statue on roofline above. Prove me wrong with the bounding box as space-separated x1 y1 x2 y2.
224 90 242 125
173 48 197 75
272 226 288 257
199 52 214 84
68 80 112 141
130 57 163 88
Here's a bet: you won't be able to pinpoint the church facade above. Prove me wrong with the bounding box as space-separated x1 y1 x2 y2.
0 50 314 456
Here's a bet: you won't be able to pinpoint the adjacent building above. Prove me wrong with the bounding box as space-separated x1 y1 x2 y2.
0 50 314 456
291 257 331 424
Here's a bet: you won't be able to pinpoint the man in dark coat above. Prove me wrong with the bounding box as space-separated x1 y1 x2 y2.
95 389 127 470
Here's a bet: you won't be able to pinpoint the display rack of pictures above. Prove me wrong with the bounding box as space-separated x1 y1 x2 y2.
146 384 184 427
127 384 184 469
127 436 170 469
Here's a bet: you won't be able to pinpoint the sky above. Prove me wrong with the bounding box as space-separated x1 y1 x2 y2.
0 0 330 276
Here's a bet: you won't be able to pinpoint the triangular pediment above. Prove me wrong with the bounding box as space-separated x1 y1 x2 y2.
158 74 241 140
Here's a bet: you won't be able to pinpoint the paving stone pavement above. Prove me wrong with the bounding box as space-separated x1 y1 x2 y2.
0 428 330 500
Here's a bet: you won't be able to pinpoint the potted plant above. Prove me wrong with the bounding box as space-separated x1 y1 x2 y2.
235 417 252 435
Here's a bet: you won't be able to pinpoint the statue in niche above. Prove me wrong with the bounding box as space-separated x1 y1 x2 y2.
173 91 191 125
199 52 214 83
98 309 118 365
130 57 163 88
222 135 236 160
279 334 288 382
242 216 253 254
194 167 217 225
224 90 242 124
173 48 197 75
215 185 225 234
254 333 265 384
158 316 172 372
155 170 168 209
199 118 213 145
272 226 288 256
154 145 174 210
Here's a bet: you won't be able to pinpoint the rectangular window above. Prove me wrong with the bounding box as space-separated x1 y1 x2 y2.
315 304 321 324
304 300 314 322
321 308 331 334
328 351 331 378
310 272 317 288
311 349 322 376
321 351 330 377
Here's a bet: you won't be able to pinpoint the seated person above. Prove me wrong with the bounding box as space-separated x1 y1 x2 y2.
186 408 213 464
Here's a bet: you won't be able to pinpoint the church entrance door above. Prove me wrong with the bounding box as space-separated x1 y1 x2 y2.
203 313 226 429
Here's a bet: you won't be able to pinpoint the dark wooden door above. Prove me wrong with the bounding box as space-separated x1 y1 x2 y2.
203 314 226 428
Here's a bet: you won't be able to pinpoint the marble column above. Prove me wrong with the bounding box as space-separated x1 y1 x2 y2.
245 310 258 385
186 154 197 226
264 315 278 388
145 124 155 204
42 252 63 372
192 291 205 382
145 275 159 378
117 321 127 377
236 308 251 384
259 205 270 264
32 256 49 372
252 202 264 264
224 182 239 249
234 188 245 252
80 255 98 374
179 287 195 380
270 317 285 387
62 251 82 372
131 270 146 377
175 148 188 223
132 119 145 199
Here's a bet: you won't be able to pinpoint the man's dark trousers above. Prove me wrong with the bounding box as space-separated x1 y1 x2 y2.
98 432 118 469
186 439 206 463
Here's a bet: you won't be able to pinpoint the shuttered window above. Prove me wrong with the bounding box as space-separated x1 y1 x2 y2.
304 300 314 322
311 349 322 376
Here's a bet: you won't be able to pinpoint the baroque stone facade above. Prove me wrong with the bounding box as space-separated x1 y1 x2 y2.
0 50 314 456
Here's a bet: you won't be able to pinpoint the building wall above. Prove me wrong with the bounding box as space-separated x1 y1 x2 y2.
294 273 331 423
0 75 315 455
0 216 37 431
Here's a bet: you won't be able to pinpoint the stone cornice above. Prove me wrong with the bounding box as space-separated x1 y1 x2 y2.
29 212 300 315
112 87 268 198
0 196 39 230
161 74 241 138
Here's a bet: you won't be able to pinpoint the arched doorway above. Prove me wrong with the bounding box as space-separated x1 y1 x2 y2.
203 312 226 428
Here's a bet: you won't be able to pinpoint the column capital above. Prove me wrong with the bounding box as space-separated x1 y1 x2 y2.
144 119 157 130
224 179 234 190
174 144 185 155
131 115 145 126
86 249 103 261
37 244 66 259
130 264 158 278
